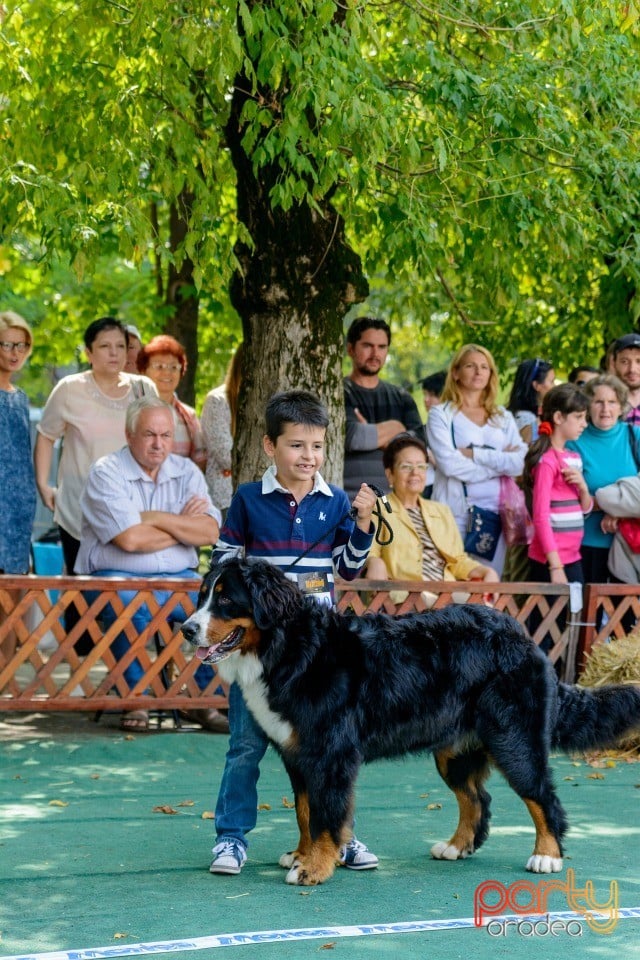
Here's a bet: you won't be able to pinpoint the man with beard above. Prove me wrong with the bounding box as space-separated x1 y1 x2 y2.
611 333 640 425
343 317 422 498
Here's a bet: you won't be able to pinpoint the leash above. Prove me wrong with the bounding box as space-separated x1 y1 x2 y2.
284 483 393 574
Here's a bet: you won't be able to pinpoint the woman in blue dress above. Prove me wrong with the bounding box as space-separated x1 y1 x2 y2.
0 311 36 659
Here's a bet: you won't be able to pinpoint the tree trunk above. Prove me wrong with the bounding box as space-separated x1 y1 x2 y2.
226 81 368 486
165 190 199 406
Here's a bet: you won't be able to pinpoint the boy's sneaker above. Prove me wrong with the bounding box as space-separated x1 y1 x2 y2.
339 837 379 870
209 839 247 875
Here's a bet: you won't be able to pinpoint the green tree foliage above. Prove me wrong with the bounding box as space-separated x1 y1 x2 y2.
1 1 639 468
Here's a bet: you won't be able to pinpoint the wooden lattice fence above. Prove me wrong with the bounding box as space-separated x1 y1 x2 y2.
0 575 594 714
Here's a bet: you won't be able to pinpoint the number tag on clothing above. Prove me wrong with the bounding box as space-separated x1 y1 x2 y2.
296 571 332 607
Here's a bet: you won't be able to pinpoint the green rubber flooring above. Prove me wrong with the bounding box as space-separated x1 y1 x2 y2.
0 711 639 960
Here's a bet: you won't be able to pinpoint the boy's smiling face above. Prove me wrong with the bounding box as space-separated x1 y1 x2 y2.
263 422 326 492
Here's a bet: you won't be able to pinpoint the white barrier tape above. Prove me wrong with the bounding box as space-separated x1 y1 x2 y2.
3 908 640 960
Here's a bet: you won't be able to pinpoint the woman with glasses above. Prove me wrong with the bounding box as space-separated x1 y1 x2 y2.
426 344 527 577
136 335 206 469
365 434 498 596
507 358 555 444
0 311 37 658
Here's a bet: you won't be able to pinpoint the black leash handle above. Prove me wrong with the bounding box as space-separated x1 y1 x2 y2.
350 483 393 547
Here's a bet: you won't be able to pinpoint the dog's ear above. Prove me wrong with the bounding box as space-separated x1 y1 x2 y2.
243 560 302 630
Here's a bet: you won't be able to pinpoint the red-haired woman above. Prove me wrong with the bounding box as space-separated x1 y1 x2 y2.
137 335 206 469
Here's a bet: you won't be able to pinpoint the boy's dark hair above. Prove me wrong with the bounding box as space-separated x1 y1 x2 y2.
84 316 129 350
522 383 588 514
420 370 446 395
346 316 392 347
382 432 428 470
265 390 330 442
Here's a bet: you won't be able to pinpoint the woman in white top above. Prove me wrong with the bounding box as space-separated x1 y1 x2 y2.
34 317 156 578
427 344 527 577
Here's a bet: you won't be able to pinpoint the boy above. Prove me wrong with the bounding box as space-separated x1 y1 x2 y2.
209 390 378 874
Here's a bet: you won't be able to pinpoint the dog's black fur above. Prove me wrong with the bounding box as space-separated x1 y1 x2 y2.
182 558 640 885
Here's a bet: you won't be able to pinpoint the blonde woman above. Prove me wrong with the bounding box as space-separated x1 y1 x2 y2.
426 344 527 576
0 311 36 658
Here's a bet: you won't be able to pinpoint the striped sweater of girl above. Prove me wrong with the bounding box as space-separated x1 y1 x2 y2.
528 448 590 566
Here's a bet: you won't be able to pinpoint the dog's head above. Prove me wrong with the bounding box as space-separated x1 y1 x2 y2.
181 558 303 665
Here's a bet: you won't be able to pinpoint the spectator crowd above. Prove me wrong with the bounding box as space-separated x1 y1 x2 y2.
3 312 640 704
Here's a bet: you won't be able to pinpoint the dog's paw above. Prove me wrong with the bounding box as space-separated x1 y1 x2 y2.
279 850 297 869
430 840 468 861
526 854 563 874
285 860 321 886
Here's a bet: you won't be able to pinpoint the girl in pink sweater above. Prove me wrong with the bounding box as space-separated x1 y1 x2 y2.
523 384 593 586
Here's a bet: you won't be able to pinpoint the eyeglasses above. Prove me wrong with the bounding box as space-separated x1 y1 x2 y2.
0 341 30 353
148 362 181 373
396 462 428 473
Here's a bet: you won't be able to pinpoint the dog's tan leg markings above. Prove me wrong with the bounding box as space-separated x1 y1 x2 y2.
431 750 488 862
285 830 339 886
524 799 563 874
278 788 310 870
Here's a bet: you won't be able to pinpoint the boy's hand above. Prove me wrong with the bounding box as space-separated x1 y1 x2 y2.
352 483 377 531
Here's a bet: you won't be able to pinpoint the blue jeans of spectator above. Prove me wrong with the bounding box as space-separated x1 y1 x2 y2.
214 681 269 849
92 569 214 691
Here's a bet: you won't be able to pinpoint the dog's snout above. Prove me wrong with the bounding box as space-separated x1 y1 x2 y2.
181 619 198 645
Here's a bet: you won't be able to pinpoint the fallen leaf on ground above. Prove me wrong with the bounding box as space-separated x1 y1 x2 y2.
258 803 271 810
427 803 442 810
90 774 100 780
587 773 605 780
201 811 215 819
282 797 295 809
177 800 195 807
49 800 68 807
320 943 336 950
113 933 128 940
153 805 178 815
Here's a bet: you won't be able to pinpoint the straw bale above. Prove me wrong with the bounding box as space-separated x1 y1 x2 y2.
579 634 640 756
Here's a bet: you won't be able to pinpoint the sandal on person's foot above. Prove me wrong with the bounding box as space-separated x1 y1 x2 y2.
121 709 149 731
179 708 229 734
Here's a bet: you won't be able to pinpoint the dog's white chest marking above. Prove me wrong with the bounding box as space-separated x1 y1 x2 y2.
223 654 293 747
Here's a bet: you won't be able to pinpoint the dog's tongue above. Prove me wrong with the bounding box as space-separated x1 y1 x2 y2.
195 645 217 661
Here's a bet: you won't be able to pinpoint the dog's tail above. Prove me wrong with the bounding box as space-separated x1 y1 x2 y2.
552 682 640 752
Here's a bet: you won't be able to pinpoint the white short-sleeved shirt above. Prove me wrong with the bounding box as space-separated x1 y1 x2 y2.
75 446 221 575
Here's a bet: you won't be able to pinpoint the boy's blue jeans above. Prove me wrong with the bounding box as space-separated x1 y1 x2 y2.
214 681 269 848
90 569 214 691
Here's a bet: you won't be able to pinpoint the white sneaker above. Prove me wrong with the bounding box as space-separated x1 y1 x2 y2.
209 839 247 875
339 837 379 870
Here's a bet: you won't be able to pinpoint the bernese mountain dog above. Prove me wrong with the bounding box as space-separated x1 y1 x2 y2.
181 557 640 886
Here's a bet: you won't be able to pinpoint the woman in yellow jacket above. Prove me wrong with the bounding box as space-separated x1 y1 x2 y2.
366 434 498 602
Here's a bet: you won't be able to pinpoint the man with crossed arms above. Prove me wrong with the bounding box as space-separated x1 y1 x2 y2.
76 395 226 733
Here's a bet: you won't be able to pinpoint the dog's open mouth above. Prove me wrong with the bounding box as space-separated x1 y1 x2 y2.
195 627 245 663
